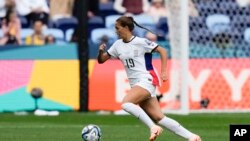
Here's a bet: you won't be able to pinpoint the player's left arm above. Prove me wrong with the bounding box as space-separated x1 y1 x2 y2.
154 46 168 82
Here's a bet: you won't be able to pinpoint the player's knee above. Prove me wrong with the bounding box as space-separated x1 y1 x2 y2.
121 98 129 104
121 93 136 104
153 115 165 123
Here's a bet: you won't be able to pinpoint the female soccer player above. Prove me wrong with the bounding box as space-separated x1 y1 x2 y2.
97 16 201 141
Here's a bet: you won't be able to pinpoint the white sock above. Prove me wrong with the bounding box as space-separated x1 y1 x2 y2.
158 117 194 139
122 103 155 128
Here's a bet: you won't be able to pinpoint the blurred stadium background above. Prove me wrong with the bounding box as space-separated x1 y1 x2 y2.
0 0 250 141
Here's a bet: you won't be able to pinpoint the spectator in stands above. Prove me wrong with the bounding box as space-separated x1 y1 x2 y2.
73 0 99 18
25 20 45 45
100 0 110 4
188 0 199 17
49 0 74 21
114 0 150 15
15 0 49 26
147 0 168 23
89 0 100 18
45 34 56 44
0 8 21 45
0 0 16 20
236 0 250 7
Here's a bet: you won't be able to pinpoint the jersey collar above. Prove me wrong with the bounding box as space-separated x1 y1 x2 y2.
123 36 136 43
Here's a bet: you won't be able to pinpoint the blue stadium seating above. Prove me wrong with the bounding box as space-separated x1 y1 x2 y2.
91 28 117 44
244 28 250 43
105 15 121 29
43 28 64 41
88 16 105 37
99 1 118 18
206 14 230 35
89 16 104 27
53 17 78 33
65 28 74 42
133 14 156 37
133 14 155 25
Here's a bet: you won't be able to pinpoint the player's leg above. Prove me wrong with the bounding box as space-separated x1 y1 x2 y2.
121 86 162 141
140 97 201 141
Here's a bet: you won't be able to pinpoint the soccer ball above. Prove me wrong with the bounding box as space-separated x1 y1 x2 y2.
81 124 102 141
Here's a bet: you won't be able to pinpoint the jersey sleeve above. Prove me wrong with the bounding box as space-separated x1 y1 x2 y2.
142 39 158 53
107 41 119 58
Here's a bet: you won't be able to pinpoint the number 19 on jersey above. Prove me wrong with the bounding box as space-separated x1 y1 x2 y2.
125 59 135 68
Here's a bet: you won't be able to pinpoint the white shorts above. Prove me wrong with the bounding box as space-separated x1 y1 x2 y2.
130 78 156 97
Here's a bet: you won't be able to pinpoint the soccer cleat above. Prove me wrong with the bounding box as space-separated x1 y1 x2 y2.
189 134 201 141
149 125 163 141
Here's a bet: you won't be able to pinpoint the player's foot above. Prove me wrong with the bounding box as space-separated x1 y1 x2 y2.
149 125 163 141
189 134 201 141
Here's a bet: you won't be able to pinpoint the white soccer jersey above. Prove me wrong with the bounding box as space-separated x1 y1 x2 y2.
107 36 160 86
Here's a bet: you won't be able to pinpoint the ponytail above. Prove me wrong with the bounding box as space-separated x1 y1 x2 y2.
128 16 156 35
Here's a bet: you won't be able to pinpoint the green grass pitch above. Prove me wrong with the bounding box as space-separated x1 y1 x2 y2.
0 112 250 141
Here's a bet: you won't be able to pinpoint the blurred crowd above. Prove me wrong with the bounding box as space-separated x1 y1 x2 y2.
1 0 249 47
0 0 193 46
0 0 201 46
0 0 76 46
0 0 165 46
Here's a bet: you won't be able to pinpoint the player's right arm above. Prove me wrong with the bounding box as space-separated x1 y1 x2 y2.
97 43 110 64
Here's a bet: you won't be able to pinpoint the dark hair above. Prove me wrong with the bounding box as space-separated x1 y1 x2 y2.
32 20 44 27
4 8 15 25
116 16 155 34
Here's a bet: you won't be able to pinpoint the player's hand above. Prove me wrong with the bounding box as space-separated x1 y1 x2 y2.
161 72 167 82
99 43 106 51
